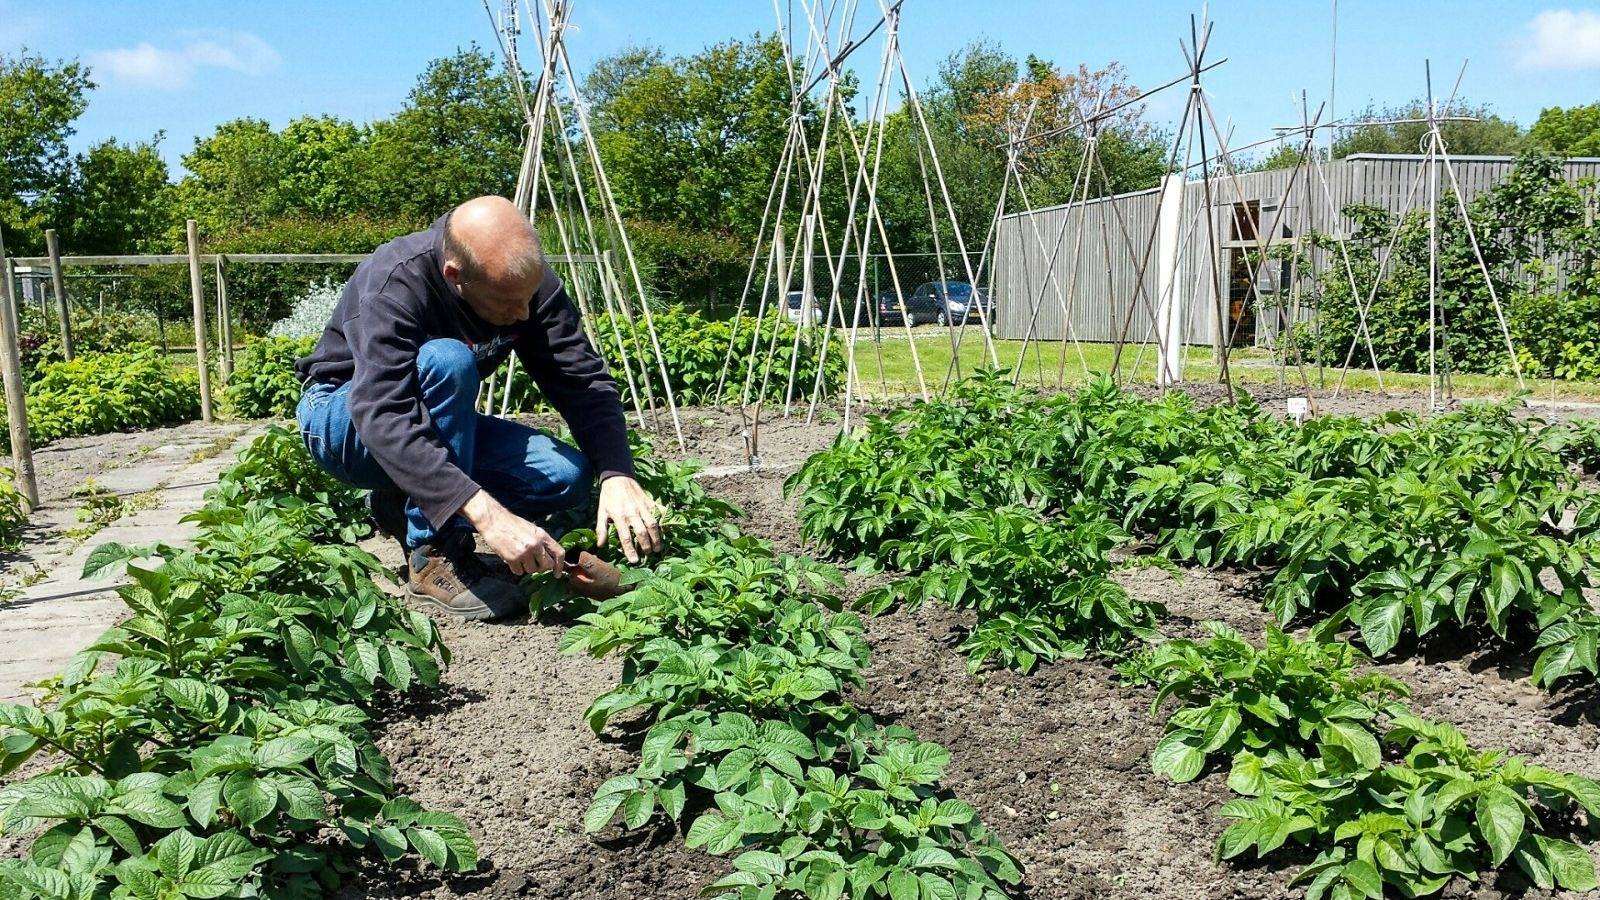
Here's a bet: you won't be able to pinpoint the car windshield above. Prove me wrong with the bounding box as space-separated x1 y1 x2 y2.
943 283 973 297
786 294 803 307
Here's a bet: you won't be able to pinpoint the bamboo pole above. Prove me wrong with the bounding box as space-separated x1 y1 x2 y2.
0 236 38 506
186 220 214 422
45 229 73 361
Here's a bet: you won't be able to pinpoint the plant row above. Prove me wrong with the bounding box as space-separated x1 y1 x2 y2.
0 426 476 899
789 371 1600 690
1122 624 1600 897
539 437 1024 900
786 372 1600 896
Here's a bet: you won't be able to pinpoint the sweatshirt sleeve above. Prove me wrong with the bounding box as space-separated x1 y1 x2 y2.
345 289 481 529
514 272 637 482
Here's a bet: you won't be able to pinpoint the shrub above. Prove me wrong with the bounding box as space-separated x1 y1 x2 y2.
225 337 316 419
2 346 201 451
268 279 342 340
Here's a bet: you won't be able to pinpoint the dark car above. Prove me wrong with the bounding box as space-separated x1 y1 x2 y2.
909 281 991 325
873 289 940 326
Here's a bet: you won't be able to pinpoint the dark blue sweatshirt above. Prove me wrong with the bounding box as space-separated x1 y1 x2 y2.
296 213 634 529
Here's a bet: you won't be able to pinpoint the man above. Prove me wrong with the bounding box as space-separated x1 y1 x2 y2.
295 195 664 620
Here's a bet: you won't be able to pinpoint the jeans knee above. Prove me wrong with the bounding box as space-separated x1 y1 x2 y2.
550 448 595 509
416 339 479 397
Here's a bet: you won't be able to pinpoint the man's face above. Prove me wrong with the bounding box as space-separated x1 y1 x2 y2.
446 262 537 327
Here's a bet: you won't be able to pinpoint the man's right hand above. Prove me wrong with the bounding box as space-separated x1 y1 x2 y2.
461 490 566 576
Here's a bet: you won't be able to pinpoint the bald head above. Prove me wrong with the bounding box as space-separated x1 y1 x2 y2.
442 196 545 326
444 196 545 284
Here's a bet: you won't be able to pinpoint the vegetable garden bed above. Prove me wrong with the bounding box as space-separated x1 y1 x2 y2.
312 393 1597 900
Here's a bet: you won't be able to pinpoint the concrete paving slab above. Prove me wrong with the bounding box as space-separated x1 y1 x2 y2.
0 424 263 703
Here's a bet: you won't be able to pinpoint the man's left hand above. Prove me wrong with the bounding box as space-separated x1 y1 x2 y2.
596 476 666 564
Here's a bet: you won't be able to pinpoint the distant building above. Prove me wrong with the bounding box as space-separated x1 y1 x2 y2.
991 154 1600 354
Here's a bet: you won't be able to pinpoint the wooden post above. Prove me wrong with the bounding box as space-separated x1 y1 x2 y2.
0 232 38 506
45 229 73 361
215 254 234 378
186 220 214 422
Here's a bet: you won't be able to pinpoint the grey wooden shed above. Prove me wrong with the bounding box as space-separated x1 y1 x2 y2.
992 153 1600 353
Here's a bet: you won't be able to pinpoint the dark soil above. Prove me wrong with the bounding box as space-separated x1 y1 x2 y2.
344 394 1600 900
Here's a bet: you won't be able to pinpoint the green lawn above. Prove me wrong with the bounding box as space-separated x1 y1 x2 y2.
831 331 1600 404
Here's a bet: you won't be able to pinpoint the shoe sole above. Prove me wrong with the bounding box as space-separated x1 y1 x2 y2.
404 584 496 622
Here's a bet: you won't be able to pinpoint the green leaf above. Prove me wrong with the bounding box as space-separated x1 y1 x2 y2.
222 774 277 828
1151 730 1206 783
254 736 316 770
155 829 199 878
1537 835 1598 891
370 824 407 862
1475 784 1525 867
621 790 655 830
1319 720 1382 771
407 827 450 870
187 778 224 828
583 792 625 833
82 543 133 579
732 850 785 877
1357 595 1406 657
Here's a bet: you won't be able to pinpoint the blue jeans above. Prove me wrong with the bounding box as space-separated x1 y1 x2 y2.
296 338 593 549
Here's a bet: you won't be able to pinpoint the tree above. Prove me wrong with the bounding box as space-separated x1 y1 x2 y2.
52 136 175 253
365 45 524 220
585 35 801 240
275 115 372 218
1528 103 1600 158
1334 100 1525 158
175 117 289 231
874 40 1016 255
0 50 93 252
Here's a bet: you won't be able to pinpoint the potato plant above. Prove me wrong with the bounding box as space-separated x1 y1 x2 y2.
1124 623 1410 783
793 373 1600 691
1222 718 1600 898
0 432 475 900
541 432 1024 899
1 347 201 453
1131 625 1600 896
861 504 1162 672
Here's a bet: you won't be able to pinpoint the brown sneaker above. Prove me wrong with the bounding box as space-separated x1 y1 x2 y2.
405 540 526 621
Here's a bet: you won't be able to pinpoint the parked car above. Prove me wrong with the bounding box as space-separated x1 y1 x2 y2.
909 281 991 325
784 291 823 325
873 289 940 326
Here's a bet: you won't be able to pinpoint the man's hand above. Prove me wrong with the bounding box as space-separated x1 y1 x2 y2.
461 490 566 576
596 476 665 564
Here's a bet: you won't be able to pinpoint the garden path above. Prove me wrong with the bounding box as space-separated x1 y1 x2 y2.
0 422 262 702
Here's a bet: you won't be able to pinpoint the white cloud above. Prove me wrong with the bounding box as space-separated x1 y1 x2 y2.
1515 9 1600 71
89 30 280 90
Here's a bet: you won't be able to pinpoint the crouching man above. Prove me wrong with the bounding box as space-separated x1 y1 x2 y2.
294 195 664 620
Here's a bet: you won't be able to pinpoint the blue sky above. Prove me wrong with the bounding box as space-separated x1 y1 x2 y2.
4 1 1599 172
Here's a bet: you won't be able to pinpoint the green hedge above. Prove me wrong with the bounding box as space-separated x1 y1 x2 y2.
225 337 316 419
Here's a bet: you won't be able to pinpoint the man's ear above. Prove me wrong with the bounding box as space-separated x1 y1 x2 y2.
442 259 463 284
